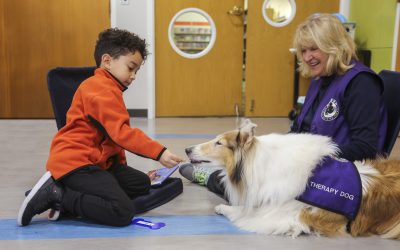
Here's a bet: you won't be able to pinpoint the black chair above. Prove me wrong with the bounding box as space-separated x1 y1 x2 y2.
379 70 400 156
47 67 96 129
47 67 183 214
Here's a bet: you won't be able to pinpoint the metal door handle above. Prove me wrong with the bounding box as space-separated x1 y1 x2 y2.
227 6 244 16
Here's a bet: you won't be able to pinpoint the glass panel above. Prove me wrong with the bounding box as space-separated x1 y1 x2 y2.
262 0 296 27
169 8 216 59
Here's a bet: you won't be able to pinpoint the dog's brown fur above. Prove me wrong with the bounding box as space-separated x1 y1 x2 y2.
300 158 400 238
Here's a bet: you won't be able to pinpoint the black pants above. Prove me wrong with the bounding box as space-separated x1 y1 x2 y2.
59 164 150 227
206 170 227 200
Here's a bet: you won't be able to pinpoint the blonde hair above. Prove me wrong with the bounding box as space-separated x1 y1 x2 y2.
293 13 357 78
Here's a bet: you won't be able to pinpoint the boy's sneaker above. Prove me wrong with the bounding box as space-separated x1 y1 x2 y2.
178 162 219 186
24 189 61 221
18 171 64 226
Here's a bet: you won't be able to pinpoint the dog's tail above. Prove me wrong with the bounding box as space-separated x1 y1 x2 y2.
380 221 400 240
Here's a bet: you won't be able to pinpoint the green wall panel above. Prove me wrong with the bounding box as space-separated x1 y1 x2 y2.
349 0 397 71
370 48 393 73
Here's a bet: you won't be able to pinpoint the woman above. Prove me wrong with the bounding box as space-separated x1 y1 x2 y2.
290 13 386 161
180 13 387 197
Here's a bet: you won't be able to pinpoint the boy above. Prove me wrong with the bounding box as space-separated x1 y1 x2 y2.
18 28 183 227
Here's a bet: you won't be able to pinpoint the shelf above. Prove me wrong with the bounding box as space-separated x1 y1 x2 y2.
174 32 211 36
173 26 211 53
175 40 210 43
177 47 205 51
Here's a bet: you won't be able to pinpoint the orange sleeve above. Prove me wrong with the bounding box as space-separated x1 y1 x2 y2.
85 89 166 160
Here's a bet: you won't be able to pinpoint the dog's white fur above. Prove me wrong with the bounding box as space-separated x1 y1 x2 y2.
186 119 400 238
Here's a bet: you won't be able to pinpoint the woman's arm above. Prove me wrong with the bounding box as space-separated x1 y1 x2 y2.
339 72 383 161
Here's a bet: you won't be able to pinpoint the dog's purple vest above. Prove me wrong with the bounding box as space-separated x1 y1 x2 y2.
297 157 362 220
293 61 387 151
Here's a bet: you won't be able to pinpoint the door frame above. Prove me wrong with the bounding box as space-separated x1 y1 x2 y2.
392 1 400 71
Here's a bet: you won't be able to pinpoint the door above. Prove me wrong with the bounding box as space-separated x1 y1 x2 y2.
155 0 244 116
245 0 340 116
0 0 109 118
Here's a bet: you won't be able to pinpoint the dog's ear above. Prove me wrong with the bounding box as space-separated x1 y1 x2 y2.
237 119 257 147
239 119 257 134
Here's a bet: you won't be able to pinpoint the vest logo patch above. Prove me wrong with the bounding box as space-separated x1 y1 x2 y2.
321 98 339 121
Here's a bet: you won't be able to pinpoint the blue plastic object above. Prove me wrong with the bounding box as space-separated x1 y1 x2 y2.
332 13 347 23
132 218 166 230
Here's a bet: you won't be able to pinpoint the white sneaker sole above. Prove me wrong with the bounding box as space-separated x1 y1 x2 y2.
17 171 52 226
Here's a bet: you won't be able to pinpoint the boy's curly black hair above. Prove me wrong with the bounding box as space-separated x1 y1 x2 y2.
94 28 148 67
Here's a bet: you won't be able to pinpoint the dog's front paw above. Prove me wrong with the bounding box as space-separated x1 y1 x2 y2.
215 204 229 215
215 204 243 221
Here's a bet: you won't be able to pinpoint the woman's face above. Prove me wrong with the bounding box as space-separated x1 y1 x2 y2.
301 46 329 77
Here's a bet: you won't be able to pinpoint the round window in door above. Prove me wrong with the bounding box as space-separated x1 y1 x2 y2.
262 0 296 27
168 8 216 59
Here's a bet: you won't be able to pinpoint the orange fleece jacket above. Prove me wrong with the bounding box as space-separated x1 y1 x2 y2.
46 68 166 180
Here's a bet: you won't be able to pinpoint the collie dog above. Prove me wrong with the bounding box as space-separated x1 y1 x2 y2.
185 119 400 239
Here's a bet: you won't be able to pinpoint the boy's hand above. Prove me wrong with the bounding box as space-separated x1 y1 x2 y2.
147 170 157 181
159 149 183 168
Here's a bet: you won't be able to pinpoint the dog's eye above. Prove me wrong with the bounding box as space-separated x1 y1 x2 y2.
215 141 222 146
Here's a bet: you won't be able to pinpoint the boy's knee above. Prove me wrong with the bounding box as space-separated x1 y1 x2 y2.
125 175 151 197
108 199 135 227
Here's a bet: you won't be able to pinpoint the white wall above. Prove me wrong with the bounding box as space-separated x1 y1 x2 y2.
110 0 155 118
392 2 399 70
339 0 350 20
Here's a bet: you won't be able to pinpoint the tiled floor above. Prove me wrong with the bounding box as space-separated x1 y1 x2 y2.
0 118 399 249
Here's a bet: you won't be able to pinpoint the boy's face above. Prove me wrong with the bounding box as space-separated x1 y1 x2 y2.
102 51 143 87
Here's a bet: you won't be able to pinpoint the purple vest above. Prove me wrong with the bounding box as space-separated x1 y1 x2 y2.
297 157 362 220
294 61 387 151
